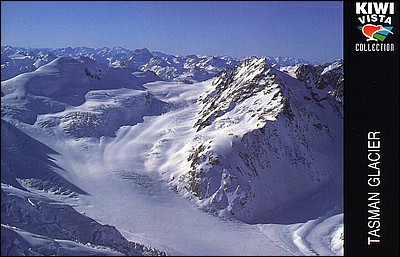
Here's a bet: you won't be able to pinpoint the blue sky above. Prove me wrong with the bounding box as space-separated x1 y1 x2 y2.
1 1 343 63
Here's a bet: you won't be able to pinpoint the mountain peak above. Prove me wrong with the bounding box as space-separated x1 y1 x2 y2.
194 56 278 132
134 47 151 53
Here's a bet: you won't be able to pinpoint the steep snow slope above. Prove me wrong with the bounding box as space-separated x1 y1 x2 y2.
1 120 164 256
1 119 84 193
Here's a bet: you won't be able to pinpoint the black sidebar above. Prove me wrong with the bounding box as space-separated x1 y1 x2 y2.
344 1 399 256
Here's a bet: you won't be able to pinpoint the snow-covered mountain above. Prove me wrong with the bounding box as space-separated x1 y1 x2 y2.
172 57 343 224
1 49 343 256
266 56 314 68
1 56 167 138
293 59 343 103
2 46 312 83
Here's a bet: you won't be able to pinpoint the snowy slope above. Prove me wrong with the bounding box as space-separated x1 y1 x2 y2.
1 120 164 256
1 56 144 105
1 119 83 193
1 56 168 138
1 53 343 256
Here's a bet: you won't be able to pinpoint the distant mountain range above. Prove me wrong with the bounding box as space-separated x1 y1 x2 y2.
1 46 314 82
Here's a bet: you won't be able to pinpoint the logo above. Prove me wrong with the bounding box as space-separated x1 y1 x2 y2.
358 24 394 41
355 2 395 52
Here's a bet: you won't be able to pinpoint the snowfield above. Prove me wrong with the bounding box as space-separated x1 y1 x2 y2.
1 52 343 256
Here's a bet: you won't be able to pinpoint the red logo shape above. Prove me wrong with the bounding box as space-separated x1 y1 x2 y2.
362 24 384 41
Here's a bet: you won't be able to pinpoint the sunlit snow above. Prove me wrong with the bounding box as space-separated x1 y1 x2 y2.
1 49 343 256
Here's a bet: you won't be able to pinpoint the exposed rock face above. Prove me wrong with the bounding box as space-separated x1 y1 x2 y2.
172 57 343 223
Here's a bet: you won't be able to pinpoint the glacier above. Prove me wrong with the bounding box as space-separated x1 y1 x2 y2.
1 46 343 256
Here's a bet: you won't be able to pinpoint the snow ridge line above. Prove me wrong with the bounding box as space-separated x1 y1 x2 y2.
292 218 324 256
292 211 343 256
